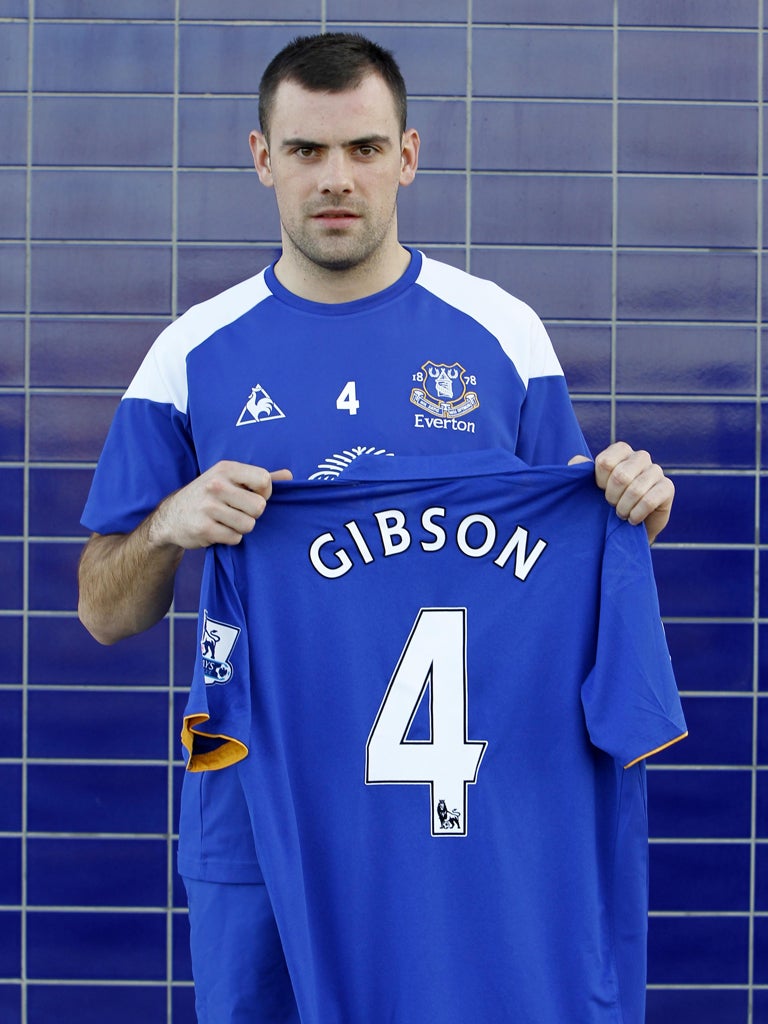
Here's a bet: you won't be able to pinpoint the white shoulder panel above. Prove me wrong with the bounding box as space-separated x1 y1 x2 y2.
123 271 272 412
415 254 564 388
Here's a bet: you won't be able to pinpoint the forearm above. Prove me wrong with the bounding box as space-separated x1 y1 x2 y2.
77 514 184 645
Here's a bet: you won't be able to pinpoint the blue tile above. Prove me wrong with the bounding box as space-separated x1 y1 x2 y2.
0 913 20 977
760 696 768 765
28 690 169 761
646 988 749 1024
760 772 768 837
172 911 193 980
31 245 172 316
0 467 23 535
0 170 25 239
0 766 21 830
665 623 754 693
472 175 612 246
0 21 28 91
0 543 22 610
474 0 613 22
29 393 120 463
34 23 174 93
0 689 22 759
618 176 757 248
0 839 21 906
27 764 168 833
329 0 465 18
30 318 158 389
28 617 170 687
27 838 167 907
178 170 279 242
545 323 612 394
648 915 748 984
616 324 757 396
761 549 768 619
173 548 205 613
29 468 100 536
654 695 753 766
472 100 612 172
473 27 612 98
761 624 768 692
0 618 22 685
0 987 19 1024
661 474 754 544
620 0 758 27
616 400 756 469
755 917 768 984
179 24 305 94
653 548 754 617
0 0 27 15
27 985 168 1024
571 398 612 454
173 985 197 1020
647 768 751 838
27 911 167 981
173 617 198 686
469 248 612 319
649 842 750 911
31 171 172 242
178 97 260 170
33 96 174 167
617 251 757 322
0 319 24 386
618 103 757 174
410 100 466 170
38 0 174 12
619 29 757 101
28 542 81 611
0 97 27 166
763 329 768 396
177 245 277 311
334 25 468 97
182 0 318 15
0 244 25 313
0 395 24 459
757 844 768 910
399 172 466 245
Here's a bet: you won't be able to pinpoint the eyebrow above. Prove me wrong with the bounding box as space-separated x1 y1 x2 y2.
280 134 393 150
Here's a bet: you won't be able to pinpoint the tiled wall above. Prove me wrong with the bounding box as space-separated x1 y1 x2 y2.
1 2 766 1022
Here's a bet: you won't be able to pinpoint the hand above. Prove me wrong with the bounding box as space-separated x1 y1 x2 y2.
148 461 293 550
569 442 674 543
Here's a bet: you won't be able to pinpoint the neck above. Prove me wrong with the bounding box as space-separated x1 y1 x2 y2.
273 241 411 304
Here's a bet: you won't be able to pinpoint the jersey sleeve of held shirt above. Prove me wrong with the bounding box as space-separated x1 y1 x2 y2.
182 545 251 772
581 516 688 767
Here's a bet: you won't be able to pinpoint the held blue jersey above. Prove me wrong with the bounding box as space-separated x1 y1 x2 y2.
180 451 687 1024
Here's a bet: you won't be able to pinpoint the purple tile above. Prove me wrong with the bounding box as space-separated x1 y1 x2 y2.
329 0 465 19
33 96 173 167
32 171 172 241
38 0 174 12
616 399 755 469
0 690 22 759
760 772 768 837
27 838 167 907
28 542 80 611
545 323 612 394
30 245 171 316
0 319 24 385
474 0 613 23
571 398 612 456
0 914 19 978
173 616 198 685
182 0 318 15
0 21 28 91
763 328 768 396
0 618 22 684
648 769 751 838
29 468 97 536
0 97 26 165
650 843 750 911
0 766 21 830
472 174 611 246
398 172 466 245
0 0 27 13
661 473 754 544
472 100 612 172
27 985 168 1024
470 248 612 319
28 617 170 687
29 393 120 462
0 543 23 610
410 100 466 170
173 547 205 612
756 918 768 983
763 549 768 619
178 97 260 169
34 23 174 93
618 103 757 174
665 623 754 693
177 245 276 310
0 244 25 313
616 324 757 396
27 911 167 981
654 696 753 766
758 844 768 910
173 987 197 1020
0 468 23 535
617 251 757 322
30 318 160 389
0 839 21 905
759 697 768 765
0 170 25 239
763 400 768 469
648 916 749 983
178 170 279 242
618 176 757 248
473 27 612 98
0 395 24 459
652 548 754 617
762 625 768 691
619 29 757 101
647 989 747 1024
172 913 194 980
180 24 305 94
620 0 758 27
27 764 168 832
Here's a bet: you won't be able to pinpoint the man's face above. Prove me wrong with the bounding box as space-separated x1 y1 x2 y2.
251 74 419 275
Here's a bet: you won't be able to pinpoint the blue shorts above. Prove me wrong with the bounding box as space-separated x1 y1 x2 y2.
182 875 300 1024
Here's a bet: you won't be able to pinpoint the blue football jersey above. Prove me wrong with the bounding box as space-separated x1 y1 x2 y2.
181 450 687 1024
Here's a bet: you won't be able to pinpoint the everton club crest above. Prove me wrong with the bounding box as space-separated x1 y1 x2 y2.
200 610 240 685
409 361 479 418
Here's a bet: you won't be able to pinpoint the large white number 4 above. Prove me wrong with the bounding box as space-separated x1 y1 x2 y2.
366 608 487 837
336 380 360 416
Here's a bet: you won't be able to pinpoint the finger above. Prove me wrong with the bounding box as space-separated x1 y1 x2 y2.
593 441 636 489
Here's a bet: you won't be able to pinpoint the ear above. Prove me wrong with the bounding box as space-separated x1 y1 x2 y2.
249 130 273 186
399 128 420 187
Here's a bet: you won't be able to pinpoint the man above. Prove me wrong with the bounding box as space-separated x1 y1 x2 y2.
78 32 675 1023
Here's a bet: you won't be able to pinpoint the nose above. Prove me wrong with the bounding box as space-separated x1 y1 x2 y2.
318 149 353 195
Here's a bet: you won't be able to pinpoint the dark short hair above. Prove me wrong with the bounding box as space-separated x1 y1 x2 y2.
258 32 408 141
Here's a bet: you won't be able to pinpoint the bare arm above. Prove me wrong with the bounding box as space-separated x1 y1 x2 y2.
78 461 292 645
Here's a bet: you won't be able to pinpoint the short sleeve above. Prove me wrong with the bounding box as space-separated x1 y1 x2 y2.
581 516 687 767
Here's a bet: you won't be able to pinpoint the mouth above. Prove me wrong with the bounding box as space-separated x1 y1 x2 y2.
312 209 361 228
